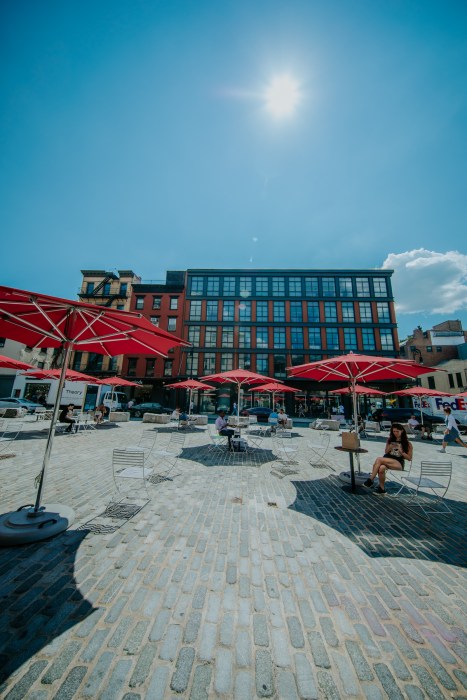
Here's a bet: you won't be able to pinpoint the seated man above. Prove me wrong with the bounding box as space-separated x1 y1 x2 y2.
407 415 421 434
268 410 279 433
278 408 288 428
59 404 76 433
171 407 181 420
215 410 234 449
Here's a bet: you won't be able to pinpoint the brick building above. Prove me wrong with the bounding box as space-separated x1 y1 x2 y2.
400 320 467 367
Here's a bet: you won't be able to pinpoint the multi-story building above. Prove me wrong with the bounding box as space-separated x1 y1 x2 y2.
112 267 399 409
74 269 141 376
400 320 467 367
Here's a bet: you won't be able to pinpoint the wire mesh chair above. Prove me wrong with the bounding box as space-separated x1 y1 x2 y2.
112 448 150 499
149 431 186 482
272 432 298 464
391 460 453 517
307 431 334 470
0 421 22 456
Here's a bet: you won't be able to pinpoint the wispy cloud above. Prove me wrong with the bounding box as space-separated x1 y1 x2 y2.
381 249 467 315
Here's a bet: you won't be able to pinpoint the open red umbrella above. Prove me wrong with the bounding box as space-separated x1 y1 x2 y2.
250 382 299 409
202 369 276 416
0 284 190 545
165 379 215 415
0 353 36 371
390 386 451 427
22 368 103 383
329 385 386 397
98 375 142 411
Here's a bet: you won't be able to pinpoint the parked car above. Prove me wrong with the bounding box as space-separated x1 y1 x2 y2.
129 402 173 418
240 406 274 423
372 407 445 429
0 397 43 415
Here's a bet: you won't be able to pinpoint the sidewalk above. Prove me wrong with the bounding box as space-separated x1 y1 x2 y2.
0 421 466 699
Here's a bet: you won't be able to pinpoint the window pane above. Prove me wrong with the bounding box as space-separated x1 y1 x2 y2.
256 301 268 322
376 302 390 323
239 300 251 321
359 302 372 322
308 328 321 349
239 327 251 348
291 354 304 366
206 301 218 321
326 328 339 350
256 327 269 349
221 353 233 372
135 297 144 310
238 353 251 370
322 277 336 297
170 297 178 309
256 277 269 296
341 302 355 322
290 301 303 322
256 354 269 374
223 301 234 321
127 358 137 376
239 277 252 297
273 301 285 322
222 327 234 347
291 328 304 349
362 328 375 350
272 277 285 297
274 328 286 346
305 277 319 296
324 302 337 322
189 301 201 320
150 316 159 326
152 297 161 309
188 326 200 344
203 353 216 373
344 328 357 349
380 328 393 351
307 302 320 322
273 354 286 377
204 326 217 347
339 278 353 297
356 277 370 297
223 276 236 295
373 277 387 297
168 318 177 331
289 277 302 297
206 276 219 296
186 353 198 376
145 358 155 376
190 276 204 295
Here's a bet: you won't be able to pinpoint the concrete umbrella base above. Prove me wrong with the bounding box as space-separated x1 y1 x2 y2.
0 503 75 546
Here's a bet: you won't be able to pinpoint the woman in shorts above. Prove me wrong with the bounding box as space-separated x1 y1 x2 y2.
364 423 413 494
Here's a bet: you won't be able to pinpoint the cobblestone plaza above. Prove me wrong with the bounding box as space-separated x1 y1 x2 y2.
0 420 466 699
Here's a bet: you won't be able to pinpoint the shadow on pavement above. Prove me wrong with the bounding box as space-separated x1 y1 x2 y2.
0 529 95 686
289 475 467 567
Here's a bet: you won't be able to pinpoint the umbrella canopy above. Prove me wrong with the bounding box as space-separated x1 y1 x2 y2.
456 391 467 398
390 386 451 426
0 284 190 545
98 376 142 410
21 368 103 383
202 369 276 415
288 352 438 436
251 382 300 409
165 379 215 415
0 353 35 371
329 385 386 396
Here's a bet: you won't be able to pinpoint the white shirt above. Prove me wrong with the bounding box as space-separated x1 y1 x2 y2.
445 414 458 431
408 418 419 428
215 415 228 431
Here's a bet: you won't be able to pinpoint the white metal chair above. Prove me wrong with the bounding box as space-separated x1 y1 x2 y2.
389 461 453 517
307 431 334 470
361 421 381 439
127 429 158 464
112 448 150 498
150 431 186 481
208 424 228 452
0 422 22 456
273 432 298 464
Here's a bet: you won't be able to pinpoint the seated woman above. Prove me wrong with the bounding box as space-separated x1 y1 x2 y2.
364 423 413 494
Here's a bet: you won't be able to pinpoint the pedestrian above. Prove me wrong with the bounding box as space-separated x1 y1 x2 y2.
127 399 134 410
232 402 238 416
441 407 467 452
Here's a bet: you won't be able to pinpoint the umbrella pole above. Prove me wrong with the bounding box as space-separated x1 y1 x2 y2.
189 388 192 416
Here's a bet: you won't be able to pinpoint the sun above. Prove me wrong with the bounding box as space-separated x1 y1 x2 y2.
264 74 301 118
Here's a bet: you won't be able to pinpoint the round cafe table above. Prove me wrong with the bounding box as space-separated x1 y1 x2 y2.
334 446 368 493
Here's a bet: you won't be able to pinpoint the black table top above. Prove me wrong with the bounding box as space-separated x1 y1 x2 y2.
334 446 368 454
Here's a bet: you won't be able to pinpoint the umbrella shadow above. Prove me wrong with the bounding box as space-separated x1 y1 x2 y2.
0 529 95 685
180 444 276 468
289 475 467 567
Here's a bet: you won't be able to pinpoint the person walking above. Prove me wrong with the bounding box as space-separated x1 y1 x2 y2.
441 407 467 452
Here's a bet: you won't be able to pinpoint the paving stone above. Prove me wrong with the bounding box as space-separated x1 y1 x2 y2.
3 660 48 700
190 664 212 700
81 651 114 697
51 666 87 700
255 649 275 698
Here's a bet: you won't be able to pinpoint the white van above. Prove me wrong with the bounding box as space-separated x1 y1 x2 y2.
102 391 127 412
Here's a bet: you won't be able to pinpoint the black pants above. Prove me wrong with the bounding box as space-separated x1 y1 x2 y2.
219 428 235 447
62 417 75 433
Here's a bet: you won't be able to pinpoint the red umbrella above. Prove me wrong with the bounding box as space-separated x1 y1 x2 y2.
251 382 299 409
202 369 276 415
0 353 35 371
390 386 451 426
329 385 386 396
0 284 190 545
165 379 215 415
21 368 103 383
99 376 142 411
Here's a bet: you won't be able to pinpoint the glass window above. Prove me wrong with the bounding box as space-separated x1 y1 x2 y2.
379 328 394 351
204 327 217 347
273 354 286 378
427 376 435 390
152 297 161 309
272 277 285 296
344 328 357 349
239 300 251 321
256 301 268 322
109 357 118 371
103 282 111 295
341 302 355 322
290 301 303 322
456 372 463 387
362 328 375 350
170 297 178 310
206 277 219 296
120 282 128 295
239 276 252 298
448 373 454 388
127 358 137 376
274 328 286 347
326 328 339 350
188 326 200 345
223 276 235 295
308 328 321 349
86 282 94 294
221 353 233 372
239 327 251 348
273 301 285 322
256 327 269 349
324 302 337 322
256 277 269 296
135 297 144 310
222 327 234 347
307 302 320 322
339 278 353 297
289 277 302 297
72 352 82 371
359 302 372 323
256 354 269 374
145 358 155 376
203 353 215 374
376 302 390 323
163 359 173 377
116 304 124 310
304 277 319 296
190 276 204 296
150 316 159 326
206 301 218 321
291 354 305 366
167 317 177 332
356 277 370 297
322 277 336 297
291 328 304 349
189 301 201 320
238 353 251 370
223 300 234 321
373 277 387 297
426 346 433 352
186 353 198 376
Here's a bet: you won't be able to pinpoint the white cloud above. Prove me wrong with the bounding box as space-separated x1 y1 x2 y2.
381 249 467 314
252 237 258 243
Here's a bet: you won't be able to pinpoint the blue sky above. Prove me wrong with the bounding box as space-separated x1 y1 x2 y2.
1 0 466 341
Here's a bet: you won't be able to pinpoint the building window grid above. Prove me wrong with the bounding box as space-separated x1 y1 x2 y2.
356 277 370 297
322 277 336 297
256 354 269 374
238 327 251 348
274 328 286 347
326 328 339 350
256 327 269 349
189 300 202 320
169 297 178 310
203 353 216 374
289 277 302 297
291 328 304 349
362 328 376 350
239 276 252 297
190 277 204 296
223 277 236 295
238 354 251 370
221 353 233 372
206 301 218 321
204 327 217 347
273 354 287 377
188 327 200 345
206 277 219 296
135 297 144 310
167 318 177 332
339 278 353 297
272 277 285 297
273 301 285 322
341 302 355 323
255 278 269 296
324 302 337 323
186 353 198 376
373 277 388 297
222 328 234 347
256 301 269 322
305 277 319 296
380 329 394 351
145 359 155 377
239 300 251 321
376 302 390 323
307 302 320 323
222 301 234 321
290 301 303 323
359 302 372 323
308 328 321 349
344 328 358 350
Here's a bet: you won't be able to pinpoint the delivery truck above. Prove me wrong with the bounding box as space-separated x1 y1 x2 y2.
413 395 467 427
10 374 128 412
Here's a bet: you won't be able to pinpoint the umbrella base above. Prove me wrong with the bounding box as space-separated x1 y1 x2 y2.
338 470 373 486
0 503 75 546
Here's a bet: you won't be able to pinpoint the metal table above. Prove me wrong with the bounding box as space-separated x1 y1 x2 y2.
334 446 368 493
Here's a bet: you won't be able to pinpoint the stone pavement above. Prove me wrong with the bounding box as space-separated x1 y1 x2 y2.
0 419 466 699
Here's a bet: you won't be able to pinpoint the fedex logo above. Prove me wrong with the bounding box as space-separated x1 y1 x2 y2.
417 397 466 410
